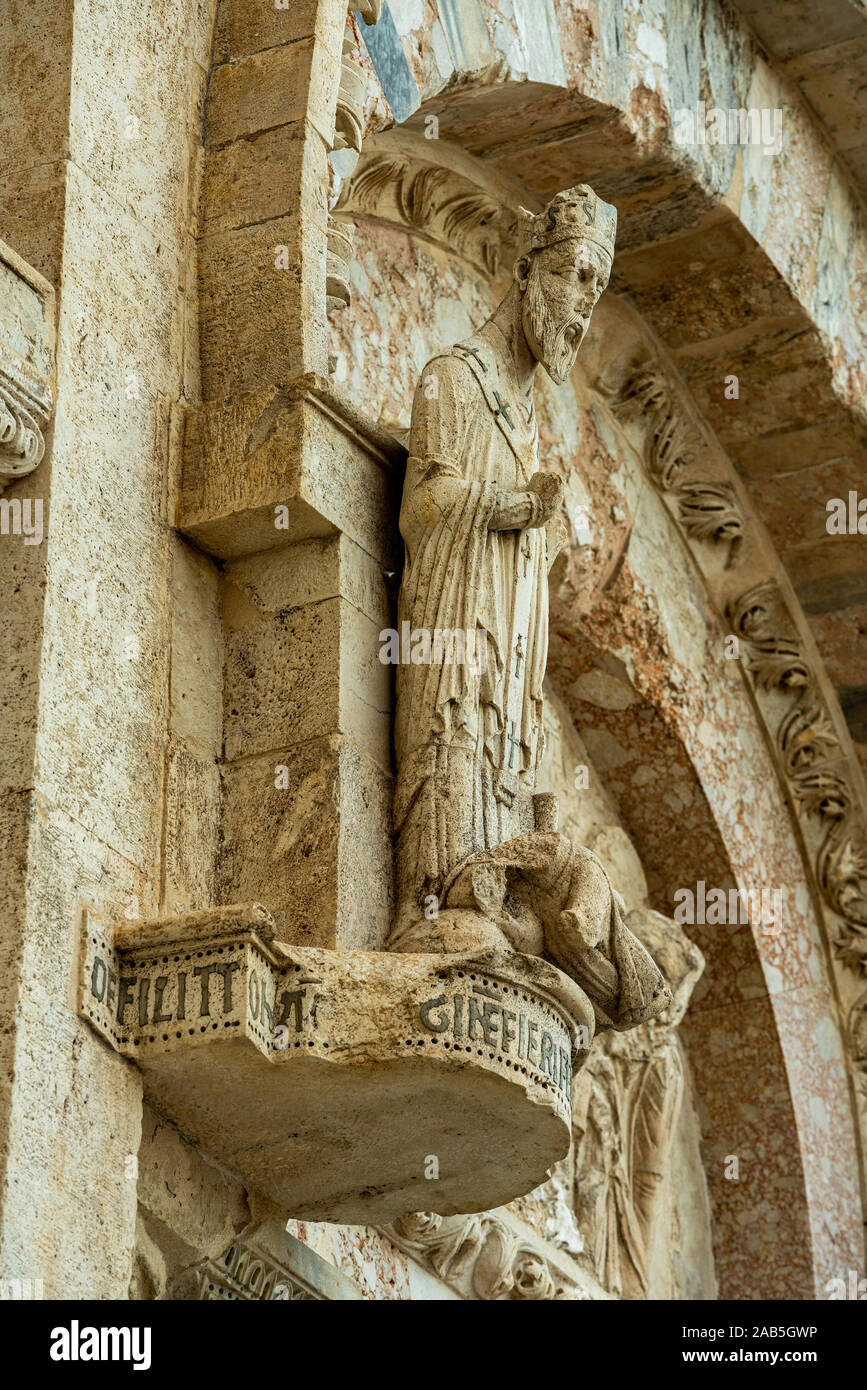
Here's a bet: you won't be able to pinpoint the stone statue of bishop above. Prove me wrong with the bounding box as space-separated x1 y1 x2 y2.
391 184 669 1033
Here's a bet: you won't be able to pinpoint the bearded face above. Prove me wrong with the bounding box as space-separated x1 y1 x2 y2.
520 240 611 385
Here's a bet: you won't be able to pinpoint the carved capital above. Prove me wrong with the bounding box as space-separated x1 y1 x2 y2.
336 136 529 278
0 355 52 481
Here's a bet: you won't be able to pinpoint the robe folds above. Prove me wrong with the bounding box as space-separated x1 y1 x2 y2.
394 327 549 922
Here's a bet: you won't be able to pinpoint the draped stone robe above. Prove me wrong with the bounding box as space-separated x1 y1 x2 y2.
393 325 552 938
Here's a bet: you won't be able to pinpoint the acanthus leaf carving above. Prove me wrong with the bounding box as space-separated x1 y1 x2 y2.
334 40 366 155
336 152 519 279
610 365 745 567
727 581 867 973
676 481 743 566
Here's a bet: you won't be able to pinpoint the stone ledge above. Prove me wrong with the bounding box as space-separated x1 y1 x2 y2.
79 905 593 1225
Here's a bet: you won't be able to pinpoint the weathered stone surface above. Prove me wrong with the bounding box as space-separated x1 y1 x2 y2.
136 1106 250 1275
222 590 390 767
387 181 671 1040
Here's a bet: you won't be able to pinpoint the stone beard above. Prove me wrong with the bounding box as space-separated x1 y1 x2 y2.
391 185 616 948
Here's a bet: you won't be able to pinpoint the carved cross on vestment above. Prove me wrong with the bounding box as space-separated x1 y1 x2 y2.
506 721 522 770
492 391 514 430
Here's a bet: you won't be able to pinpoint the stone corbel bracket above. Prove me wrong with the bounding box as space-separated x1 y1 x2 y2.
176 372 405 562
79 904 593 1224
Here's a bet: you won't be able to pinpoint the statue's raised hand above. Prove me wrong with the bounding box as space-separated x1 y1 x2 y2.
527 471 564 524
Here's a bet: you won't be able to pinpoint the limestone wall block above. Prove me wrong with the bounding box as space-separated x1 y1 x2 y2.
292 400 401 567
219 734 392 950
0 162 68 288
214 0 346 66
201 121 327 239
206 40 339 152
226 532 391 631
198 212 328 398
58 162 186 402
136 1105 250 1273
0 0 74 174
67 0 211 249
219 740 339 947
170 538 222 755
0 521 48 791
222 591 391 768
335 736 393 949
24 175 180 869
164 741 221 916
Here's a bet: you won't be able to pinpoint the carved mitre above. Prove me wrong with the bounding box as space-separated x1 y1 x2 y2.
516 184 618 262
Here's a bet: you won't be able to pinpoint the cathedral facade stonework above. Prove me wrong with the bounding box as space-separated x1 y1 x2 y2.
1 0 866 1309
